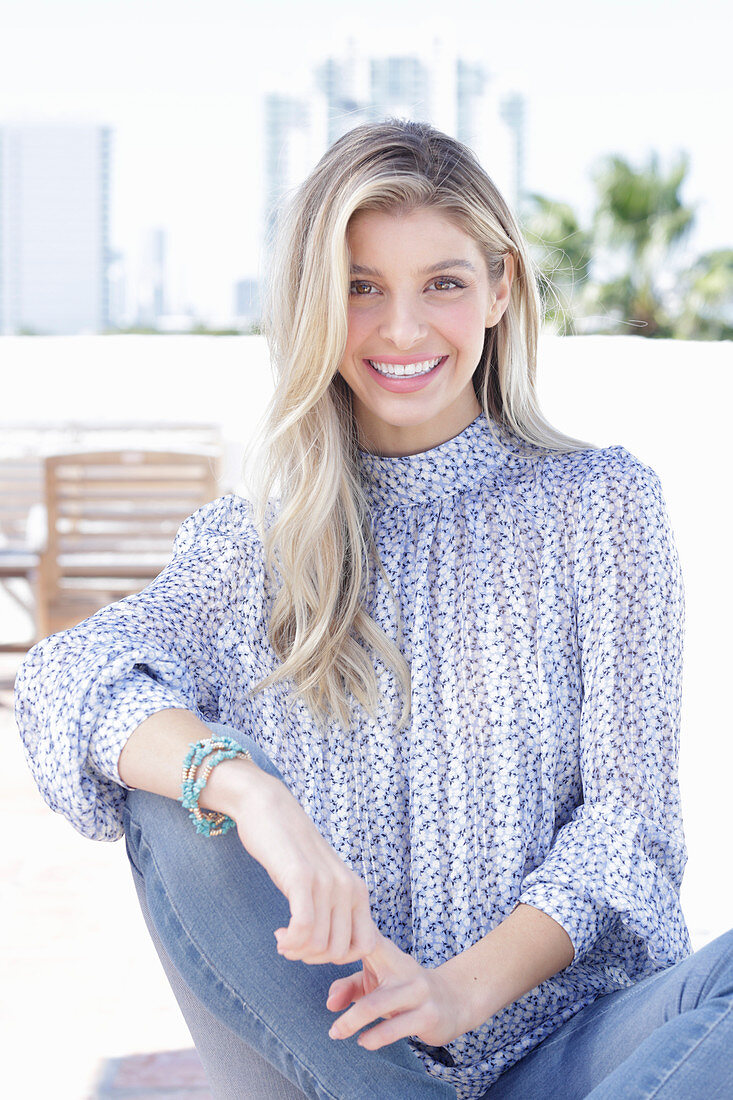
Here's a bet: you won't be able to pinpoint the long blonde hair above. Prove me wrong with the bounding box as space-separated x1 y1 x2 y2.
254 119 583 728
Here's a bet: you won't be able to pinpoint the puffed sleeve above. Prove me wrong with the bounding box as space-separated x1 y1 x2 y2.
519 448 690 968
14 494 261 842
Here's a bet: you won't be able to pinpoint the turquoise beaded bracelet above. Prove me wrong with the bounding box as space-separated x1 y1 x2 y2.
180 736 252 837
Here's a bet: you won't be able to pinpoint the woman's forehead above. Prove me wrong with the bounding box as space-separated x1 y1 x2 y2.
347 207 483 264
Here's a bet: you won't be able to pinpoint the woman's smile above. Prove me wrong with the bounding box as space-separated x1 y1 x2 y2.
364 354 448 388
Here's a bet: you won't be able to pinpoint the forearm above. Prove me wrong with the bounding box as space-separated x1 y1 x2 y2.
118 709 377 965
117 708 261 816
437 903 574 1033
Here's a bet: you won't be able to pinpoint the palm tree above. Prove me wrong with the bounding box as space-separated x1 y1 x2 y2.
675 249 733 340
589 152 696 337
521 195 593 333
524 153 729 339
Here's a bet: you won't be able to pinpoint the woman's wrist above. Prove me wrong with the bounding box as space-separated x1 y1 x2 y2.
434 950 505 1035
117 710 268 824
199 753 268 820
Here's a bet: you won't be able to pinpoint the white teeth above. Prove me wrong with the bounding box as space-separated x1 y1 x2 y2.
369 357 442 377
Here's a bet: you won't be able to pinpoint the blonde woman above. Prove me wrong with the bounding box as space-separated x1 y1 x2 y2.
16 120 732 1099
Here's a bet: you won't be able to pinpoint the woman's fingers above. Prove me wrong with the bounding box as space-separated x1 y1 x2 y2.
277 865 375 964
275 878 316 951
331 982 445 1050
350 882 378 957
326 972 364 1011
329 982 413 1040
325 889 353 962
327 941 454 1050
277 877 346 961
318 875 375 964
302 875 335 957
357 1008 427 1050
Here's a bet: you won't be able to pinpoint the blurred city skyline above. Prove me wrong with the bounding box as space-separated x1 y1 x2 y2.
0 52 527 334
1 0 730 326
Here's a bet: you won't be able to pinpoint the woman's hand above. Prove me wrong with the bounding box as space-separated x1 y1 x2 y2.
326 930 474 1050
223 764 378 966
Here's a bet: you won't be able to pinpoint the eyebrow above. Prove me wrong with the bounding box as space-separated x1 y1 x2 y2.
349 259 477 277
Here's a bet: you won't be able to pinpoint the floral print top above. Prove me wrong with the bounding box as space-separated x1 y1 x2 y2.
15 413 691 1098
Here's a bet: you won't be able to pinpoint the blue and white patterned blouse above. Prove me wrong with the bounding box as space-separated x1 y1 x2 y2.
15 413 691 1098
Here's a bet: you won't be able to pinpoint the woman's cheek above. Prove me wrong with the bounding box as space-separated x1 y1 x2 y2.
344 308 373 352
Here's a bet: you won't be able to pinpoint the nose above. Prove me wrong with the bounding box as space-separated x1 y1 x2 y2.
377 293 427 350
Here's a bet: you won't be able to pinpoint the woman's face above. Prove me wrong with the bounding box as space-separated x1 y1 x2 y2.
338 206 513 457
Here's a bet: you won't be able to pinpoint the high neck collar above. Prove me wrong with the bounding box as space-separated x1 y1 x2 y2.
357 414 535 508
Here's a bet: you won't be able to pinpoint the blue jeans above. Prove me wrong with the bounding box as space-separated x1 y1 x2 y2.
123 723 733 1099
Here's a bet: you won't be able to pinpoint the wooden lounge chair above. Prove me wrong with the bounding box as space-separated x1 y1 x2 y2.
36 450 221 639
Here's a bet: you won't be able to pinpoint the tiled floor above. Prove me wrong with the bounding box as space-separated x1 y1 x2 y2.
93 1048 212 1098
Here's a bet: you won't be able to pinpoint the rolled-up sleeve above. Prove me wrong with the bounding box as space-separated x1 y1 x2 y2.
520 451 690 967
14 494 260 842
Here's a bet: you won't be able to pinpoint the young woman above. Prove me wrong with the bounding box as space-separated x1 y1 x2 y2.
16 120 732 1099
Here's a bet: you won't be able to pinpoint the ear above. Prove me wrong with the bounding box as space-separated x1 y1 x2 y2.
485 253 515 328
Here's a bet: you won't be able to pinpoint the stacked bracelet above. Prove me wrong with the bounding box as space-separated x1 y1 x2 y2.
180 736 252 837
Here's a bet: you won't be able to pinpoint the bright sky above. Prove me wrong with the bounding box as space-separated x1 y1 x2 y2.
1 0 730 321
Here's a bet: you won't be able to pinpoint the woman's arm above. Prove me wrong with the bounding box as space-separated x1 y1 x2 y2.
119 707 378 964
118 705 244 804
518 450 689 963
16 492 377 960
122 711 571 1040
327 903 573 1048
15 495 252 840
433 902 574 1031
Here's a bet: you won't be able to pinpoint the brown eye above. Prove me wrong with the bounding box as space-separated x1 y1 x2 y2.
350 280 375 295
429 277 464 291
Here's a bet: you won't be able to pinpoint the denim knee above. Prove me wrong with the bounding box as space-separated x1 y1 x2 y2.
203 720 287 783
696 927 733 1003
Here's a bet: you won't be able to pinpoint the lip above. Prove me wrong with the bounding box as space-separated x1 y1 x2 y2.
363 355 448 392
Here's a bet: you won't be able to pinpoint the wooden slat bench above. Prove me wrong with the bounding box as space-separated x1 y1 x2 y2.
0 423 223 647
37 450 221 639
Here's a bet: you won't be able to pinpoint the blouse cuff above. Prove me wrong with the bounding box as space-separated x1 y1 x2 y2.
518 880 612 963
86 667 193 789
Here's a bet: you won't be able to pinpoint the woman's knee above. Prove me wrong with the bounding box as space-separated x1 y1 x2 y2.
697 927 733 1001
202 720 287 783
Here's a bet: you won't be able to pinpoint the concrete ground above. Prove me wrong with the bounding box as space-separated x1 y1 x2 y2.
2 653 211 1099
